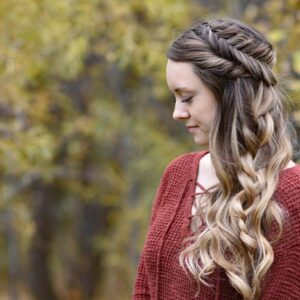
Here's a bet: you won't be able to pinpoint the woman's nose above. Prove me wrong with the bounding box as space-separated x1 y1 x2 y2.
173 102 190 120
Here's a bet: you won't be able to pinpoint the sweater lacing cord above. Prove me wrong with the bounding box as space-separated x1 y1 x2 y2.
184 181 208 234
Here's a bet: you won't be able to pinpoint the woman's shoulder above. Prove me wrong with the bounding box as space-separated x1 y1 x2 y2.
158 151 205 185
274 165 300 250
164 150 207 174
277 164 300 223
278 164 300 198
167 151 197 167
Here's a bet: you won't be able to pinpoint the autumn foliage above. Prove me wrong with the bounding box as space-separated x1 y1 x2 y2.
0 1 299 299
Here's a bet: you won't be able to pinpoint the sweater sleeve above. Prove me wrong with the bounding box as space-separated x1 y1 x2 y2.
260 245 300 299
132 250 151 300
261 177 300 300
132 163 172 300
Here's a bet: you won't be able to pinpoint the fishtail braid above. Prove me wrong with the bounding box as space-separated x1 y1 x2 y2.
191 20 277 86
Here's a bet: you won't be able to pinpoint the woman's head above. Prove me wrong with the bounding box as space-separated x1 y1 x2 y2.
167 18 292 183
167 18 294 300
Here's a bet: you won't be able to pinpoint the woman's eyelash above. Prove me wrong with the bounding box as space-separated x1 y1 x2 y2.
182 96 192 103
172 96 193 104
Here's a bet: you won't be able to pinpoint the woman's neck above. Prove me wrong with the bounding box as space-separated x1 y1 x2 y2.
197 153 219 190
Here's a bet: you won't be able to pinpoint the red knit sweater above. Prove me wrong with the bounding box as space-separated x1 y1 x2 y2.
133 151 300 300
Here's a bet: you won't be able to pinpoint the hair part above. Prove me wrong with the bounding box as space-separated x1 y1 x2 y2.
167 18 294 300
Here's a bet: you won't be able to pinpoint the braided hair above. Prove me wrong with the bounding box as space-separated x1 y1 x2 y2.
167 18 294 299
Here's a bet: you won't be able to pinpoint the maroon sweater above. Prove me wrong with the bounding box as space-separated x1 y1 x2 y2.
133 151 300 299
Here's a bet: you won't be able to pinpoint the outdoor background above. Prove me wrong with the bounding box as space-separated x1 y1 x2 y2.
1 0 300 299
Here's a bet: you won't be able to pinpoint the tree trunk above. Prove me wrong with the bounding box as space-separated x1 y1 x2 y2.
28 181 58 300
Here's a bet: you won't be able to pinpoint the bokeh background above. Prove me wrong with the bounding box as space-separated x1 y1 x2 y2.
1 0 300 299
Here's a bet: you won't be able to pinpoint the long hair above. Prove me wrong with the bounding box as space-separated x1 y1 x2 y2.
167 18 294 299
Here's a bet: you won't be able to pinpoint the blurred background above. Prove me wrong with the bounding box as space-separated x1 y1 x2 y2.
0 0 299 299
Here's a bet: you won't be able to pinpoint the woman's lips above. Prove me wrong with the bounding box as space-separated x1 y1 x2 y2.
186 126 199 133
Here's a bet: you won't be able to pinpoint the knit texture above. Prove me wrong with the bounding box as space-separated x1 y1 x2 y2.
132 151 300 300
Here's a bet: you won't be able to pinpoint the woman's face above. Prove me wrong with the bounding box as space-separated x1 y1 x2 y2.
166 59 217 146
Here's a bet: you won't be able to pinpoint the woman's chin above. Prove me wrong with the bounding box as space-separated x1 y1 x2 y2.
193 135 209 146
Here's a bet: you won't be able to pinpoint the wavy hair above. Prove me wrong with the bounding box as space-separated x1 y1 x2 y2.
167 18 294 299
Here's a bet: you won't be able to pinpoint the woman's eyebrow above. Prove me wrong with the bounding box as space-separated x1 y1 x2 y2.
174 87 193 94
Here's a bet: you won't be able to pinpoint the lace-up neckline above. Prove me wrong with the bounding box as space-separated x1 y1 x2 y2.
191 181 209 211
182 150 210 235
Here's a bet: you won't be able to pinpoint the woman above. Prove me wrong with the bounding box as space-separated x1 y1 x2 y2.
133 18 300 300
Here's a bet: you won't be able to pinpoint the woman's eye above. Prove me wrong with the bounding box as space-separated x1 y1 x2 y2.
182 96 193 103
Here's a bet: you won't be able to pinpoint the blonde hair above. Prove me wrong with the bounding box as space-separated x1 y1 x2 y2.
167 18 294 299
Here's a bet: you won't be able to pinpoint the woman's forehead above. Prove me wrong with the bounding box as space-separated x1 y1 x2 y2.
166 60 203 92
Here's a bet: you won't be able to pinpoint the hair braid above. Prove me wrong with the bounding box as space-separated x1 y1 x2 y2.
168 18 294 300
191 20 277 86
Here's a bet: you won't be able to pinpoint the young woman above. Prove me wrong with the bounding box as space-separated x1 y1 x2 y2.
133 18 300 300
